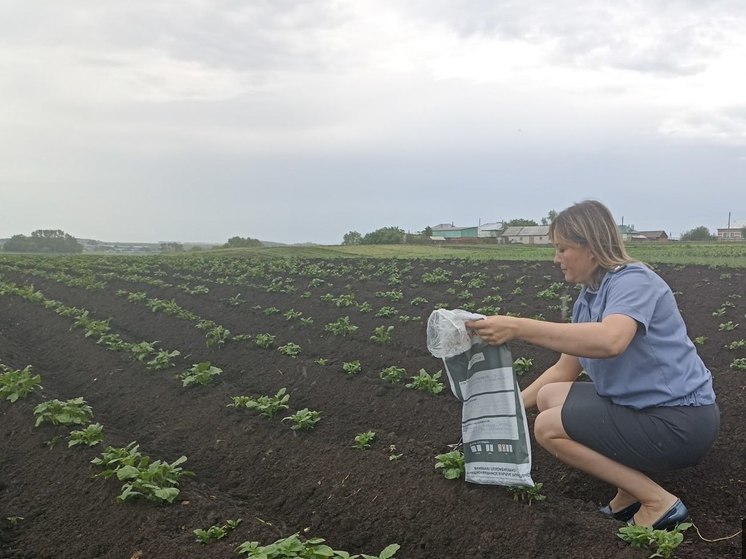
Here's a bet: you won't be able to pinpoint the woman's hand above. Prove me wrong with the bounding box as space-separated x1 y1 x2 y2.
465 316 520 345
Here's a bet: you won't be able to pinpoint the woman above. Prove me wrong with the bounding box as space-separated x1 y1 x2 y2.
466 200 719 530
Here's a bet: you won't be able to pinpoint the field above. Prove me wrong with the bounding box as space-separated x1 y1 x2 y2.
0 250 743 559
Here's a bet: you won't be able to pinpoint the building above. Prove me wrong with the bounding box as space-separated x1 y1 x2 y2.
717 225 744 241
499 225 551 245
631 230 670 242
430 223 479 240
478 222 506 238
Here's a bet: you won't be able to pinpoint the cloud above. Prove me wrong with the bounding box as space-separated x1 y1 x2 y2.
0 1 744 244
396 0 746 75
660 106 746 145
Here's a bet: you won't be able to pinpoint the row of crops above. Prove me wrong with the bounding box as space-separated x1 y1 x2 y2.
0 252 743 558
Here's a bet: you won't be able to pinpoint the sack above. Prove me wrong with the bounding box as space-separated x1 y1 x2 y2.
427 309 534 486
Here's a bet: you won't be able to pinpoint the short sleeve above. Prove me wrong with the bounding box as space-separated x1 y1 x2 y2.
601 266 662 333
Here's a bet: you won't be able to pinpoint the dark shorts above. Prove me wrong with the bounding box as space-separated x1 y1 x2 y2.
561 382 720 473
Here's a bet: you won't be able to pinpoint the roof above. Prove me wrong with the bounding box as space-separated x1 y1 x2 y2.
519 226 550 236
635 230 668 238
432 223 458 230
479 222 505 231
503 225 550 236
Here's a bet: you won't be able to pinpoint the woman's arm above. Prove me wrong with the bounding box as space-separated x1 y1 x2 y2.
520 353 582 410
466 313 638 358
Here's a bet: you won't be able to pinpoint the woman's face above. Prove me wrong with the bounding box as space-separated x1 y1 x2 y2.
553 240 599 286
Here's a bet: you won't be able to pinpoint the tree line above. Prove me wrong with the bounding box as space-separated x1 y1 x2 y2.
341 217 555 246
3 230 84 253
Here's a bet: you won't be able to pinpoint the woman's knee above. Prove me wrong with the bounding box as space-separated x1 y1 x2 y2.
533 408 566 448
536 382 572 412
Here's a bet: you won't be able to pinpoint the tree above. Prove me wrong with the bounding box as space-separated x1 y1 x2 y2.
223 236 262 248
361 226 405 245
680 226 715 241
741 226 746 240
342 231 362 245
423 226 433 237
507 218 538 227
541 210 557 226
3 229 83 253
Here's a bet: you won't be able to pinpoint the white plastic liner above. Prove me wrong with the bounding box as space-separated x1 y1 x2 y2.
427 309 535 487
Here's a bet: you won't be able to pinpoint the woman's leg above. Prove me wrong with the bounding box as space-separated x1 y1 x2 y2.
536 383 639 511
535 381 574 412
534 390 678 527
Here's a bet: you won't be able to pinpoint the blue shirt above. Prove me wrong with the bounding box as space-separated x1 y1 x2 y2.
573 263 716 409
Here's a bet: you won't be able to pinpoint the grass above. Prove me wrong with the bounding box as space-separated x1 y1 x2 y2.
3 241 745 267
191 242 746 266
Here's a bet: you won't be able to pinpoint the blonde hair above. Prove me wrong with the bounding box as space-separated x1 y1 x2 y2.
549 200 635 272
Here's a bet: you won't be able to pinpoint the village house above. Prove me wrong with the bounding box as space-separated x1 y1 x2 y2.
630 230 670 241
428 221 672 245
499 225 551 244
717 225 744 241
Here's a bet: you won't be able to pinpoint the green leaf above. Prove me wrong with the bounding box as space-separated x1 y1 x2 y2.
116 465 140 481
379 544 400 559
153 487 179 503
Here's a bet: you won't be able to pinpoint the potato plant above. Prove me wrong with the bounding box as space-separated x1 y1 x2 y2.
91 442 142 479
512 357 534 376
353 431 376 450
116 455 192 504
194 519 241 544
180 362 222 387
370 325 394 344
726 339 745 350
68 423 104 448
342 361 361 375
325 317 358 336
228 388 290 418
130 341 158 362
434 450 465 480
405 369 444 395
617 522 691 559
283 309 303 321
33 397 93 427
375 306 397 318
731 358 746 371
278 343 302 358
146 349 180 371
205 325 231 348
375 290 403 301
507 482 546 505
255 333 276 348
223 293 245 307
236 533 399 559
282 408 322 431
379 366 405 384
0 364 42 402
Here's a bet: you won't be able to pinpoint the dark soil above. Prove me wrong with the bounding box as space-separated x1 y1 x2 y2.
0 257 743 559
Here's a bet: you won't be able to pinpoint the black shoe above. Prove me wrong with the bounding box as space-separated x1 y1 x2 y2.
599 501 641 521
627 499 690 531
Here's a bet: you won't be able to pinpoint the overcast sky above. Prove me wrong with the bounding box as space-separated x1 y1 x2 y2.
1 1 744 244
